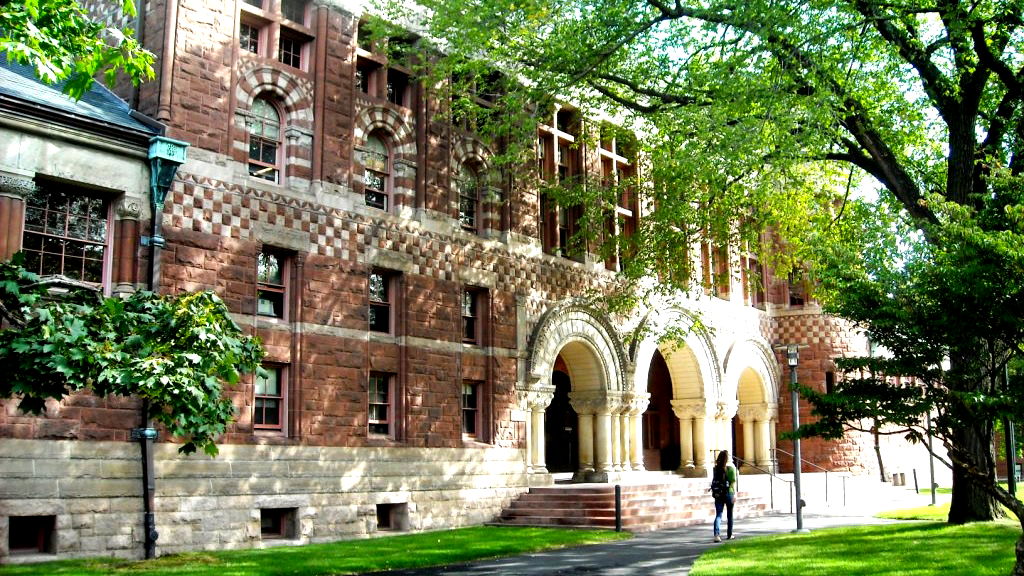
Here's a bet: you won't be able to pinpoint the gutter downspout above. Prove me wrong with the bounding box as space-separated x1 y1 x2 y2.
138 136 189 559
156 0 180 122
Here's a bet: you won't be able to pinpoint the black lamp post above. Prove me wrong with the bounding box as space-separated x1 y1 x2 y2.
787 344 808 533
136 135 188 559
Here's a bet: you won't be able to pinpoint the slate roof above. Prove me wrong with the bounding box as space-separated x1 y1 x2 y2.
0 53 161 140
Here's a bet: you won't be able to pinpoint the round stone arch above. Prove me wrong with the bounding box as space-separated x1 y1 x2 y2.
630 306 721 402
232 65 315 179
526 300 627 394
353 105 417 163
722 337 781 471
721 337 779 403
522 300 633 480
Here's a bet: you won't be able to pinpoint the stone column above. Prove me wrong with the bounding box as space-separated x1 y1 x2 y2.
571 391 615 482
680 417 694 468
628 394 649 471
531 408 547 472
113 199 143 297
672 400 709 477
760 404 778 469
0 170 34 260
610 410 622 472
693 415 707 471
576 412 595 478
519 385 554 474
716 400 738 454
594 411 612 476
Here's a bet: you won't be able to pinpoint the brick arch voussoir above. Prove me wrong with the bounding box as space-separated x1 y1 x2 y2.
527 299 627 393
354 106 416 164
236 64 314 128
452 137 493 172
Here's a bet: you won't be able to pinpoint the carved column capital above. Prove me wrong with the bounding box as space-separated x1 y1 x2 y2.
117 198 143 219
737 403 770 422
716 400 739 420
671 400 708 420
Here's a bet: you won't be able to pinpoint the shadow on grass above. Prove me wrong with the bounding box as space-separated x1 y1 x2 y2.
0 527 631 576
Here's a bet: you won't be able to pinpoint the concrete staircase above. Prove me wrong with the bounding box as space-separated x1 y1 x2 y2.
494 477 768 532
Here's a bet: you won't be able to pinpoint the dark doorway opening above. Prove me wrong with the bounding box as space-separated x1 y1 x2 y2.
545 369 578 473
643 349 680 470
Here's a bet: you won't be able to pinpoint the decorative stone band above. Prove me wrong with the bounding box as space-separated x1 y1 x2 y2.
0 173 36 198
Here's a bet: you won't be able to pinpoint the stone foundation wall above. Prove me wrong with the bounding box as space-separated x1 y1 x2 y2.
0 439 526 562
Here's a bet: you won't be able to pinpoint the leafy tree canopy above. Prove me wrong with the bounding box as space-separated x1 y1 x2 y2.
0 0 154 98
394 0 1024 560
0 257 264 456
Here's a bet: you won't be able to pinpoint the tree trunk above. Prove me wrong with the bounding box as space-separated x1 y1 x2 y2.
948 422 1002 524
873 422 887 482
1014 533 1024 576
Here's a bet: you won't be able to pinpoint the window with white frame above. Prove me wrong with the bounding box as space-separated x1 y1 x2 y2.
462 381 481 438
369 269 397 333
21 184 110 286
254 364 286 430
456 164 482 233
362 135 391 211
257 248 289 319
368 371 393 436
238 0 313 71
248 97 282 183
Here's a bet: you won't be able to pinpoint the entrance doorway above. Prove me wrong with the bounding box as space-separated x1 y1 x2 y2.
545 369 578 473
643 349 680 471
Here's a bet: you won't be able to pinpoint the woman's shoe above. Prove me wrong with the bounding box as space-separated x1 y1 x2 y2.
714 535 722 542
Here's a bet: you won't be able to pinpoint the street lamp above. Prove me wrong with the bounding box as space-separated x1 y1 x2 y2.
786 344 809 533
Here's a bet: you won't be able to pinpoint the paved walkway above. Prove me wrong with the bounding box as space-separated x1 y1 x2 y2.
369 483 945 576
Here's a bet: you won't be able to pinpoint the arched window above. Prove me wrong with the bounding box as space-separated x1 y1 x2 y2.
456 163 482 233
248 97 282 183
363 135 391 210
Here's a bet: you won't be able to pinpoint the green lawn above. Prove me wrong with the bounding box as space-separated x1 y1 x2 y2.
0 526 631 576
689 521 1019 576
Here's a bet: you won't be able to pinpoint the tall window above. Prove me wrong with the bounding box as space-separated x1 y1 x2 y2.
369 270 395 333
254 364 286 430
22 185 109 285
456 164 481 233
368 372 393 436
363 135 390 211
240 22 260 54
257 249 288 319
248 97 281 183
462 288 485 344
462 381 480 437
537 106 581 257
239 0 312 70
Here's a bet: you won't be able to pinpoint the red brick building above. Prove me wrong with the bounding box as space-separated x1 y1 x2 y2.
0 0 905 562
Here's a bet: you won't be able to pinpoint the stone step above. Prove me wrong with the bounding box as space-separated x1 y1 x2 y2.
494 479 769 532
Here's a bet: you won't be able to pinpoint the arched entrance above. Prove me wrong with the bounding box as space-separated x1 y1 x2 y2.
643 349 680 471
522 300 638 482
545 366 578 473
722 340 781 474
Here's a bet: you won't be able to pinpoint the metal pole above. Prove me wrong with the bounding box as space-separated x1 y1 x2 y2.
926 411 936 506
614 485 622 532
1007 365 1017 497
787 345 807 533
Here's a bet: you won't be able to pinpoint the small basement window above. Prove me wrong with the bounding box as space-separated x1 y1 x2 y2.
9 515 56 554
375 503 408 532
260 508 297 539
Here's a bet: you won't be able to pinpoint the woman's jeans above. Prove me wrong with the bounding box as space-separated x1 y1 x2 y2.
714 493 735 537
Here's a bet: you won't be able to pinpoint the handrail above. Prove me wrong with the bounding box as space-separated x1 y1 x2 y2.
771 448 841 505
730 454 793 513
771 447 829 473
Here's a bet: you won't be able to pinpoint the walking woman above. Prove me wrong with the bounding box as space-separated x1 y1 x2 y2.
711 449 738 542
